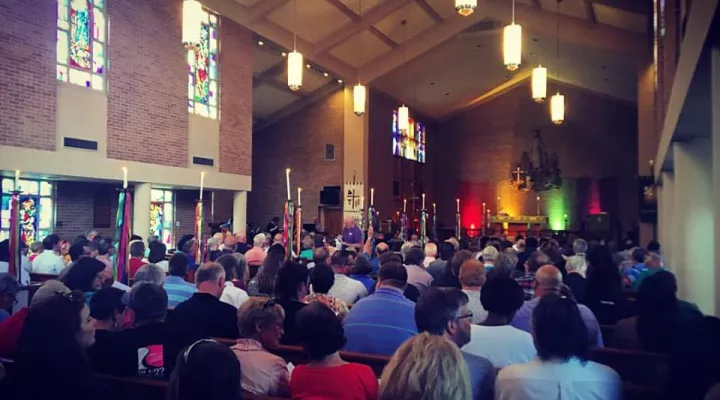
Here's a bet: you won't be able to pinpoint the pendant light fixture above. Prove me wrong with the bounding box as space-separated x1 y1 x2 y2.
503 0 522 71
550 0 564 124
455 0 477 16
288 0 303 91
182 0 203 49
532 64 547 102
353 0 367 116
397 20 409 132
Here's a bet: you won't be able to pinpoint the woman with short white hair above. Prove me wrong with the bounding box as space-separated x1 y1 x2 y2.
565 255 588 303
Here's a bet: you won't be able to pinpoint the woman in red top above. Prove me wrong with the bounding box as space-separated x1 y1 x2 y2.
290 302 378 400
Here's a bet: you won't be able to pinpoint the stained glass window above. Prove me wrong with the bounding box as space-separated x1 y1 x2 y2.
0 179 55 246
150 189 175 246
186 10 219 119
392 110 426 163
57 0 107 90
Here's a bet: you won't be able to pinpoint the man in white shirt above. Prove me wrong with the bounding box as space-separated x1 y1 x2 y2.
403 247 433 293
31 234 66 274
217 254 249 308
497 294 621 400
458 259 488 324
327 252 367 304
462 276 535 368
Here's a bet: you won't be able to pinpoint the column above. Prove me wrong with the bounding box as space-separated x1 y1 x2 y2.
673 140 714 314
637 61 657 247
133 183 151 242
342 84 369 220
712 44 720 314
233 191 247 237
657 172 675 272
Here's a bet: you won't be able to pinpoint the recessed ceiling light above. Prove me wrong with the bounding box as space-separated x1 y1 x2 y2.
337 79 343 83
258 40 264 46
282 52 287 57
323 72 329 77
306 64 311 68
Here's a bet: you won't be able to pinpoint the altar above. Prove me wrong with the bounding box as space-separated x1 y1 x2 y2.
487 215 548 236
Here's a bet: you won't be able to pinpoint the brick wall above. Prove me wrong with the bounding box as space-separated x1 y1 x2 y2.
436 83 638 230
106 0 188 167
248 89 345 227
174 189 234 241
54 181 118 240
218 18 253 176
0 0 56 151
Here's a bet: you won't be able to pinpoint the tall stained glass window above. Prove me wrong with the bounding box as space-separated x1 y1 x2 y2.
186 9 219 119
57 0 107 90
1 179 55 246
150 189 175 246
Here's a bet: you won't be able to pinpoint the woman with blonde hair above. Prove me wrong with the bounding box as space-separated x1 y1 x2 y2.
380 332 472 400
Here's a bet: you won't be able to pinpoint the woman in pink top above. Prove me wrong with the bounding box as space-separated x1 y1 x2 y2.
291 302 378 400
231 297 289 397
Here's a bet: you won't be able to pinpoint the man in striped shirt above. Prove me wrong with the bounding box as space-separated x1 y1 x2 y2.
163 253 197 308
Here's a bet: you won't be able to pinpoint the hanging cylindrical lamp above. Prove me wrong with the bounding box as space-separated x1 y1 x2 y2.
398 104 409 132
503 24 522 71
353 83 366 116
551 92 565 125
455 0 477 16
287 50 303 91
182 0 203 49
532 65 547 103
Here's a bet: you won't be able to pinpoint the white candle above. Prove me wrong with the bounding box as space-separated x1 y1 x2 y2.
456 198 460 213
422 193 425 210
298 187 302 206
14 170 20 191
403 199 407 213
370 188 375 205
199 171 205 201
433 203 436 214
360 195 364 211
285 168 291 200
121 167 128 189
536 196 540 215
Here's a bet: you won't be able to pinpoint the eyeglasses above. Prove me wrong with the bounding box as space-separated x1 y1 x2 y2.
456 312 474 321
183 339 218 362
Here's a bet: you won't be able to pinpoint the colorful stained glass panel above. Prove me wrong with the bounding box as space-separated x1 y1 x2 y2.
57 0 105 89
69 0 92 70
187 8 219 119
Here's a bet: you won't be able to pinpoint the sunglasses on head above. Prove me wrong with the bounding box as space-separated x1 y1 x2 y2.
183 339 218 362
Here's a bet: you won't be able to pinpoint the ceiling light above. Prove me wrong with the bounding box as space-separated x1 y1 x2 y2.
288 50 303 91
354 83 366 116
306 64 311 69
398 104 409 132
323 72 329 77
182 0 203 49
338 79 343 83
532 65 547 103
282 52 287 57
258 40 264 46
504 0 521 71
455 0 477 16
551 92 564 125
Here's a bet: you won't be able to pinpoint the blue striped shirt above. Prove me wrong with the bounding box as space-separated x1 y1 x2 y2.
342 287 417 356
164 275 197 308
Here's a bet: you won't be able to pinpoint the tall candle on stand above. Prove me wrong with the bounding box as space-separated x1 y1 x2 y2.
298 188 302 206
370 188 375 206
433 203 436 215
121 167 128 189
403 199 407 213
536 196 540 216
456 198 460 213
360 196 364 211
199 171 205 201
285 169 291 200
422 193 425 210
14 170 20 191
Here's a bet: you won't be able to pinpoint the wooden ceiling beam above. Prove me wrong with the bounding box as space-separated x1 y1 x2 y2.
247 0 291 22
252 61 286 88
415 0 443 24
592 0 651 15
313 0 416 55
256 78 311 97
325 0 399 48
255 82 343 131
583 0 597 24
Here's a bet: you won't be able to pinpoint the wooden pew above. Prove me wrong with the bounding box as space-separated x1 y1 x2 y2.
600 324 615 344
29 273 59 283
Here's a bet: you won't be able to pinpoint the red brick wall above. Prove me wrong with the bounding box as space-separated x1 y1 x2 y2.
248 89 345 227
54 181 118 240
0 0 57 151
219 18 253 176
106 0 188 167
174 189 234 241
435 83 638 230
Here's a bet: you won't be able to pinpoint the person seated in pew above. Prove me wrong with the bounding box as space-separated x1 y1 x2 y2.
168 262 239 341
127 240 147 279
167 339 242 400
9 290 100 399
0 280 69 358
273 261 309 346
89 287 125 332
348 254 376 293
512 265 604 347
380 332 473 400
462 276 536 368
0 274 20 323
61 257 107 304
88 282 185 379
133 263 165 286
415 287 496 400
343 261 418 356
327 251 368 304
291 302 379 400
432 250 473 289
231 297 290 397
216 254 249 309
496 294 622 400
611 270 702 353
304 263 350 317
164 253 197 308
458 259 488 324
584 246 636 325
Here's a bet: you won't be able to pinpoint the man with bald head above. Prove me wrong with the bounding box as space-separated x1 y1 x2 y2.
511 265 604 347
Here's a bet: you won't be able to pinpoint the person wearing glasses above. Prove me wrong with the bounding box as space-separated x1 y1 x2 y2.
496 294 621 400
415 287 496 400
167 339 242 400
9 290 99 399
231 297 290 397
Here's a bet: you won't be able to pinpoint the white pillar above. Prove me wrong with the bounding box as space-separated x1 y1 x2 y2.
674 140 714 314
233 191 247 237
658 172 675 272
712 44 720 314
133 183 151 242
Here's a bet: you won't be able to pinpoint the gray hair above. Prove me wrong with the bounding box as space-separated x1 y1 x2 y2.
195 262 225 284
566 255 587 275
232 253 248 282
253 233 266 247
648 252 663 265
401 242 414 262
572 239 588 255
424 242 438 258
31 280 71 307
490 254 516 278
481 246 499 262
0 274 20 296
133 264 166 286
